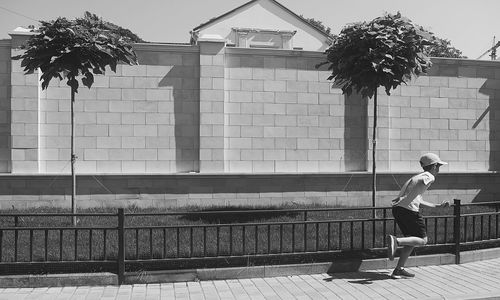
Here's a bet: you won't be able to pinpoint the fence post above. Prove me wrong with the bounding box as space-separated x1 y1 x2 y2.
117 208 125 284
453 199 461 264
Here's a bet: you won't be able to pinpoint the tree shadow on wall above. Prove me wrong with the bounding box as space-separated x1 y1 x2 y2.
344 93 368 171
472 79 500 202
159 66 200 172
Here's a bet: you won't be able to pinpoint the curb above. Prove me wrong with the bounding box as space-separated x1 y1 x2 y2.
2 247 499 287
0 272 117 288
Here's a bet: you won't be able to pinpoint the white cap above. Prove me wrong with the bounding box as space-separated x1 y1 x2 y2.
420 153 447 167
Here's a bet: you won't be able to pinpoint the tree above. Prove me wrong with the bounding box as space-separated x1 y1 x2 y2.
317 12 435 208
426 37 466 58
300 15 335 38
13 12 138 223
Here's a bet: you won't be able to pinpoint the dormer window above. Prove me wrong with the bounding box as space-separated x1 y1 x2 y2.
232 28 296 50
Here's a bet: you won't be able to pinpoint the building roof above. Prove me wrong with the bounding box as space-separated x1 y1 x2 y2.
191 0 332 40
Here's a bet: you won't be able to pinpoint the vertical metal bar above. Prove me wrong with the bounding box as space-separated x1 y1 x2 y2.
30 230 33 262
163 228 167 258
361 221 365 249
339 222 343 249
292 224 295 252
14 216 18 262
190 227 194 257
0 230 2 262
136 229 139 259
74 229 78 260
59 230 63 261
488 215 492 240
279 224 283 253
149 228 153 258
496 206 499 238
267 225 271 254
350 222 354 250
176 228 180 258
315 223 319 251
303 212 308 252
372 208 376 248
203 227 207 257
242 226 246 255
327 222 331 250
117 208 125 285
434 218 438 244
383 209 387 247
229 226 233 256
472 216 476 241
254 225 258 254
89 229 93 260
45 229 49 261
217 226 220 256
103 229 107 260
453 199 461 264
464 216 468 242
444 218 448 244
480 215 484 240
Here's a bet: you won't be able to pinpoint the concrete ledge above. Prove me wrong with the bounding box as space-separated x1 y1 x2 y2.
0 272 117 288
2 247 499 287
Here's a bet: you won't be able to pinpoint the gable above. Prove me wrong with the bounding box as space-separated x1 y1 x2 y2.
192 0 331 52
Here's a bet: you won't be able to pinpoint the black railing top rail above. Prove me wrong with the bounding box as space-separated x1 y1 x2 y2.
0 226 117 230
460 201 500 207
462 211 500 217
0 213 117 217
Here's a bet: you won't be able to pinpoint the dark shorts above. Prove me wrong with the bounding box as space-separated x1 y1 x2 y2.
392 206 427 238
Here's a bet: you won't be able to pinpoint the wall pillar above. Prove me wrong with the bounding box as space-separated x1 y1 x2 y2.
198 36 226 172
9 32 40 173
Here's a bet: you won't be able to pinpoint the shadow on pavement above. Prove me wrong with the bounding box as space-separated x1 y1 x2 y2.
324 271 393 284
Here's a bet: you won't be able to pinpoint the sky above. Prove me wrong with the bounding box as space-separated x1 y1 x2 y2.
0 0 499 59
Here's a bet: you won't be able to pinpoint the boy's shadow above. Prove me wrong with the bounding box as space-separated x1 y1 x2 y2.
324 271 393 284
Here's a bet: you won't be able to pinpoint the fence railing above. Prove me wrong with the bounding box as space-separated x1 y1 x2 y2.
0 199 499 284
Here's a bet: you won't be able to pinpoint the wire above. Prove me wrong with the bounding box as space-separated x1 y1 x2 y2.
0 5 39 22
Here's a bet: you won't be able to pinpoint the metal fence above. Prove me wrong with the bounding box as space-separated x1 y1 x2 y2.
0 199 499 284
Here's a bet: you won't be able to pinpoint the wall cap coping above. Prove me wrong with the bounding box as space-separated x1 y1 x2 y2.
0 171 497 179
431 57 500 67
133 42 198 53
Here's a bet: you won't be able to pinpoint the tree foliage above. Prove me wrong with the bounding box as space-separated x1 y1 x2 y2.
318 12 435 98
300 15 334 38
12 11 138 91
426 37 465 58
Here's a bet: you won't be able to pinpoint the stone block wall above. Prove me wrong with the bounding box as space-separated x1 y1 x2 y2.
0 40 10 173
35 44 200 174
368 59 500 173
2 32 500 208
222 48 366 173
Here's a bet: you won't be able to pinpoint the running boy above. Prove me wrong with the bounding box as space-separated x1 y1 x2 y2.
387 153 449 279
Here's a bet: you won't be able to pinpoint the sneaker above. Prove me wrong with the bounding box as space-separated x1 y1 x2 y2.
391 267 415 279
387 235 397 261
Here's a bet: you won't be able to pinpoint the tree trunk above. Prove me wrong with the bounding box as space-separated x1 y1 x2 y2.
372 92 377 216
71 85 76 226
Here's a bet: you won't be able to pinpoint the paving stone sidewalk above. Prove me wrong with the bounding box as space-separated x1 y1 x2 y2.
1 257 499 300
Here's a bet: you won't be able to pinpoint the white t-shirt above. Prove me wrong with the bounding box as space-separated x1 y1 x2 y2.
392 171 435 212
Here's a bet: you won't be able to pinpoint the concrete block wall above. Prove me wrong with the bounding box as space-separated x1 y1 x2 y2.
223 48 367 173
0 40 10 172
368 58 500 173
3 31 500 208
9 34 40 173
36 43 200 174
